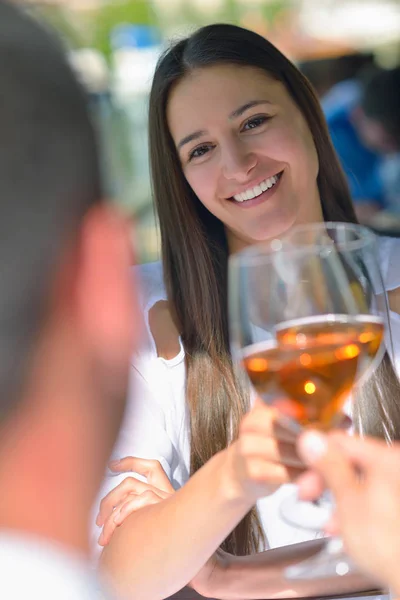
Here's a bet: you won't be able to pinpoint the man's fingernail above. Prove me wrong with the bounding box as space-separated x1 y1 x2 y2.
108 459 121 469
298 431 327 464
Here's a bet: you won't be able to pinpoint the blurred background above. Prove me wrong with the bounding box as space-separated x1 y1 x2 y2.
21 0 400 262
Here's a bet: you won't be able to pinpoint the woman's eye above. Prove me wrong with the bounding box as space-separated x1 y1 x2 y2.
188 144 214 161
243 115 269 131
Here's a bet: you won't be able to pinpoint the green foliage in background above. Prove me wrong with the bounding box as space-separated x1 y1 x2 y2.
91 0 157 61
221 0 240 22
176 0 288 30
260 0 288 23
177 0 239 27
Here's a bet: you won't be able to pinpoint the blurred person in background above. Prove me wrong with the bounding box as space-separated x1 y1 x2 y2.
353 67 400 229
93 24 400 600
301 54 385 224
297 430 400 598
0 1 136 598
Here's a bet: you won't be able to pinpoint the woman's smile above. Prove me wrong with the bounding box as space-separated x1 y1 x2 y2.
227 170 284 207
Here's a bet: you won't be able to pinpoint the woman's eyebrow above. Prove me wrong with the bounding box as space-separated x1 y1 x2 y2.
177 130 207 150
229 99 272 120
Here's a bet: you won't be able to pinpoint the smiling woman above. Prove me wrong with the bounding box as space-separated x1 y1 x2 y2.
167 64 322 252
93 23 400 600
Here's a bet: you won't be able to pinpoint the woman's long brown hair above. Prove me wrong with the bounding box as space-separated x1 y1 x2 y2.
148 23 400 555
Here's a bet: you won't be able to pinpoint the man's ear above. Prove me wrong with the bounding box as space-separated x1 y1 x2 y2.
74 204 139 365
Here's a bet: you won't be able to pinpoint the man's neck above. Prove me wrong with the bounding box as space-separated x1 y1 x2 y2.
0 316 114 558
0 400 94 556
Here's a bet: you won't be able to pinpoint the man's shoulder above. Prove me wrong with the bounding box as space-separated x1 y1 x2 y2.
0 533 114 600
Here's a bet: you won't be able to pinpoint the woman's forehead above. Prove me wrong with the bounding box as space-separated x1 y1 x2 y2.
166 65 288 136
169 64 283 104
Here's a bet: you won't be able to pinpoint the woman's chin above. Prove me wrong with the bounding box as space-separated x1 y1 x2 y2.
226 213 299 253
251 218 298 245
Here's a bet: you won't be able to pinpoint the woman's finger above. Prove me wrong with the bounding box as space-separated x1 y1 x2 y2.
99 490 167 546
114 489 170 525
239 433 305 469
240 405 299 443
96 477 169 526
244 457 305 487
108 456 173 492
98 512 117 547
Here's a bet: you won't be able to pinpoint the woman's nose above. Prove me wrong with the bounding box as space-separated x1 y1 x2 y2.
222 142 257 182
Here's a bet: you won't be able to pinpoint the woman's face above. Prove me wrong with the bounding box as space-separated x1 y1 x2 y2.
167 64 323 253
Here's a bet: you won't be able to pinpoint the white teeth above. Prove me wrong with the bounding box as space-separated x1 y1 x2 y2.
233 174 280 203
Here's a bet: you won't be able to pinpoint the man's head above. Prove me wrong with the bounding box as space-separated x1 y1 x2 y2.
354 67 400 154
0 0 135 544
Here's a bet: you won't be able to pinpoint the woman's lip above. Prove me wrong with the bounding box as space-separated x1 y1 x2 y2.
228 171 283 208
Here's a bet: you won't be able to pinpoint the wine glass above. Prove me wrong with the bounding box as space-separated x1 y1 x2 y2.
229 222 388 580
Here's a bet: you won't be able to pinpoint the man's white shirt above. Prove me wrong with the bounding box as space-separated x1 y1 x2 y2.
0 531 113 599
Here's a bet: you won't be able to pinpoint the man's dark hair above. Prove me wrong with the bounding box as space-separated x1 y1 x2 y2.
361 66 400 144
299 52 375 97
0 1 102 416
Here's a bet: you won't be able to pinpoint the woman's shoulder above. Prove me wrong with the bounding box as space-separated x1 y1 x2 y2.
131 261 184 365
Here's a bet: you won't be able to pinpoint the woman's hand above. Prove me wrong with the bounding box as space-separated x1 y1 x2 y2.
222 398 306 504
96 457 174 546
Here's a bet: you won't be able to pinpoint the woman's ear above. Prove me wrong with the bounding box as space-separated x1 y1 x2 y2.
74 205 138 365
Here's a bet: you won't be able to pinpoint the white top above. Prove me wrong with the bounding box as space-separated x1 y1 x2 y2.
91 235 400 560
0 531 112 599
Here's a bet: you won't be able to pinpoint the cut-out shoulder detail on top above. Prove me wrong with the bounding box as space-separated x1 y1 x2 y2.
132 261 184 364
148 300 181 360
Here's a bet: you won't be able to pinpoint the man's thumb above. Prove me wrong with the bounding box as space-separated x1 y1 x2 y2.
297 431 328 465
297 430 356 497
